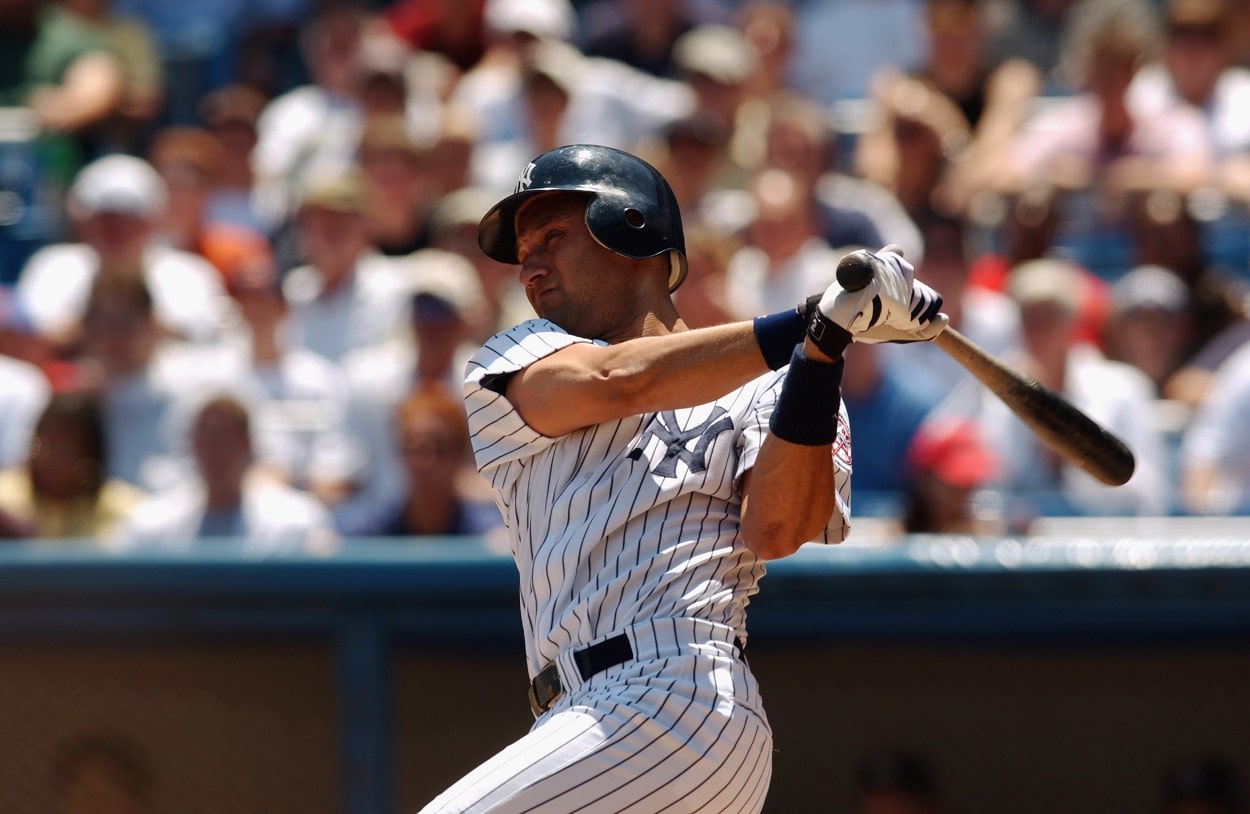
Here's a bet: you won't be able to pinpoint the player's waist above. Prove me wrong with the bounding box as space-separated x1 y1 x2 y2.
528 617 746 718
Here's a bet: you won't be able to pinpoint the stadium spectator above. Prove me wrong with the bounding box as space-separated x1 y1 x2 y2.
579 0 694 79
346 385 503 541
1125 187 1250 387
1128 0 1250 160
219 249 365 515
250 4 368 228
113 394 337 552
0 0 126 157
852 749 948 814
280 170 412 364
733 2 794 104
643 111 735 223
670 224 739 331
1180 339 1250 515
0 391 144 541
459 34 690 193
380 0 488 73
966 182 1066 294
146 125 274 279
753 95 890 255
73 274 233 492
424 185 531 339
0 289 51 471
57 0 164 154
853 0 1042 220
841 341 943 501
996 0 1213 276
901 418 1001 535
722 166 854 319
982 0 1079 91
15 153 234 348
1101 264 1193 396
357 114 436 257
670 23 758 135
340 249 487 533
109 0 246 125
197 84 270 233
878 214 1021 402
972 258 1166 515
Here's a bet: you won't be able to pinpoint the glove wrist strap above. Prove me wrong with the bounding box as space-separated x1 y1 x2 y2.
806 312 853 359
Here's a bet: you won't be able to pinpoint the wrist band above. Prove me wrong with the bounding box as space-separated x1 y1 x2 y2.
768 347 844 446
753 307 808 370
806 311 853 359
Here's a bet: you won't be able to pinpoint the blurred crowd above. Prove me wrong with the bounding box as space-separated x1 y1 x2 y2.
2 0 1250 552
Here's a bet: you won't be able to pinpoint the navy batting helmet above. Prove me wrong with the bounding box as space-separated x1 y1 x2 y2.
477 144 688 291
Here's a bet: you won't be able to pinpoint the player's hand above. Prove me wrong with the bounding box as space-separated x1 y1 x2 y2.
814 246 948 345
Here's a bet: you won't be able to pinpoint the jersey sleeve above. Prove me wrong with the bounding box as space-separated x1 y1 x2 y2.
463 319 598 477
734 372 852 545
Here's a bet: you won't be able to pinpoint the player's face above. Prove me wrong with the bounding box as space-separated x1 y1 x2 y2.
513 194 641 340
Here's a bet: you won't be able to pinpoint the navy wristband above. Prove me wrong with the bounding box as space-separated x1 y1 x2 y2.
768 346 844 446
753 307 808 370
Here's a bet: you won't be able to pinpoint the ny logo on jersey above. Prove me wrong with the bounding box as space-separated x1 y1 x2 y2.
628 408 734 477
515 162 536 193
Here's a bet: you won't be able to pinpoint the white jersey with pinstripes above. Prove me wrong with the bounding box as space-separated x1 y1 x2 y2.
424 318 852 814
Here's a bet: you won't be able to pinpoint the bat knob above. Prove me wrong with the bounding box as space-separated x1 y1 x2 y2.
836 252 875 292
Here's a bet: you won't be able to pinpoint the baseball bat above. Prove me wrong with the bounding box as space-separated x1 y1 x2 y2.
836 254 1137 487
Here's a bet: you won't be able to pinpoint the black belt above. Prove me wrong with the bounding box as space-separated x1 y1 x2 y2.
527 633 746 718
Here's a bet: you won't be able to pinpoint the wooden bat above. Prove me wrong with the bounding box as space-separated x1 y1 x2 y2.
836 253 1136 487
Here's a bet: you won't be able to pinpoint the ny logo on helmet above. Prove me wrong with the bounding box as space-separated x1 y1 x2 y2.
515 162 536 193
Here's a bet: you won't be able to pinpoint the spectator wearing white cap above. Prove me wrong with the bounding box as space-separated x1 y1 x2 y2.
336 248 486 534
15 153 233 348
452 0 692 192
670 23 759 131
1101 264 1192 395
956 258 1167 515
280 169 412 364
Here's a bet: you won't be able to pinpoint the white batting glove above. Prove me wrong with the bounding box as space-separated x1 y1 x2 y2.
811 247 948 348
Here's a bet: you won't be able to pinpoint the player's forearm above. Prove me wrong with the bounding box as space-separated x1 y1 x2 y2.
740 440 837 560
509 322 770 437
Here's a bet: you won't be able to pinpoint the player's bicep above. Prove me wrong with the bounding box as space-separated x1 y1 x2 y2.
503 343 627 437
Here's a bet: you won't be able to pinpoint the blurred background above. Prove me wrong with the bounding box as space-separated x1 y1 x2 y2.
1 0 1249 811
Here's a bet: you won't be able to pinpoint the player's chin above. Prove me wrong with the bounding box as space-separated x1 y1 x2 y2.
531 291 568 325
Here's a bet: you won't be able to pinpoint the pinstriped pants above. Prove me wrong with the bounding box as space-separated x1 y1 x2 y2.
418 625 772 813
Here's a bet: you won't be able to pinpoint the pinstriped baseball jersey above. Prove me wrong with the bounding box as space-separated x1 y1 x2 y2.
464 319 852 680
427 318 851 813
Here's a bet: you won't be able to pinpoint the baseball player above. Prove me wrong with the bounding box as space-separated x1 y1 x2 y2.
422 145 946 813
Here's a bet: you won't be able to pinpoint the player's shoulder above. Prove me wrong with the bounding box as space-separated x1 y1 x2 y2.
466 319 598 381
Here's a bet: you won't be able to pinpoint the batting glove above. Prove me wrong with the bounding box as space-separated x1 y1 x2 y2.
809 246 948 350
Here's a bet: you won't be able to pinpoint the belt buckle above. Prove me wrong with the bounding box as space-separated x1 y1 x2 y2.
528 662 563 718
